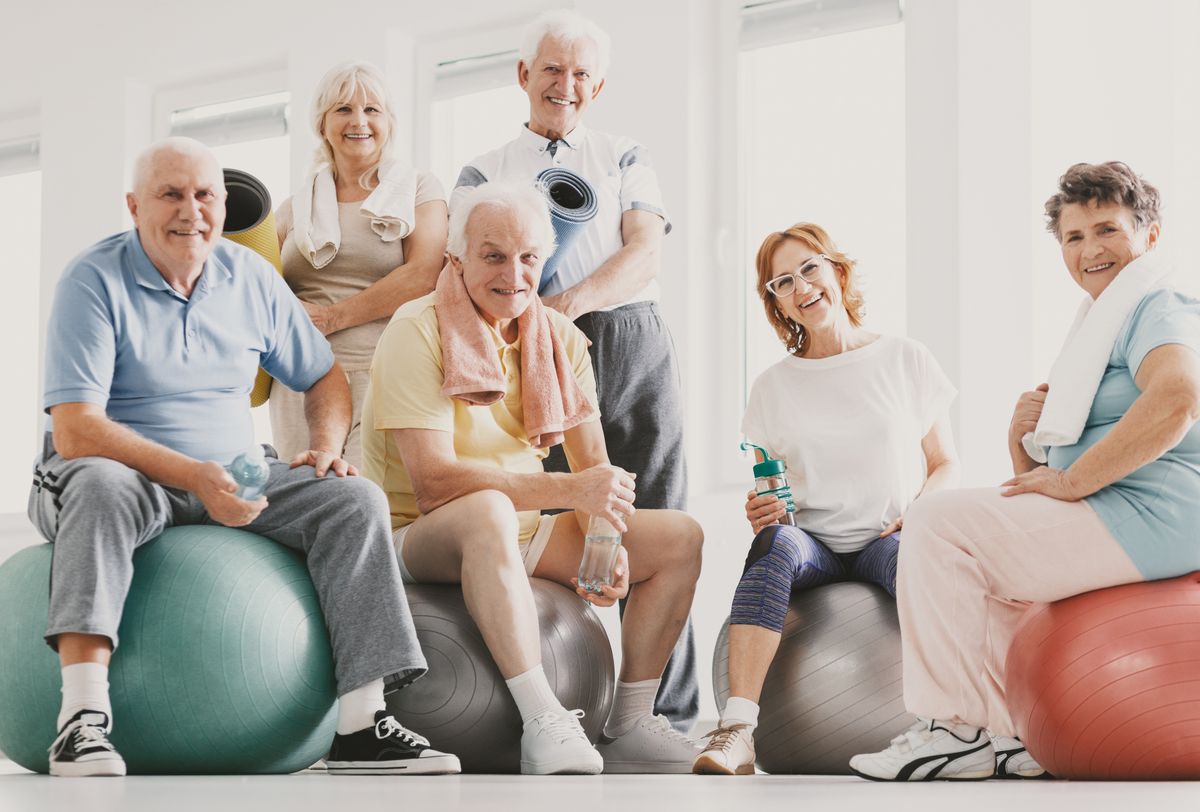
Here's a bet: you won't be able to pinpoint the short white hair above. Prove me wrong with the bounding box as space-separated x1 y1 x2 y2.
309 61 397 190
448 181 557 261
130 136 223 194
518 9 612 79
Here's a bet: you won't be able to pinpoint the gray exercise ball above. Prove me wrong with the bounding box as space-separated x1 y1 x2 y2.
387 578 614 772
712 581 915 775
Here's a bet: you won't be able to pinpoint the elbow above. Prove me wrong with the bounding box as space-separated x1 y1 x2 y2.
52 427 86 460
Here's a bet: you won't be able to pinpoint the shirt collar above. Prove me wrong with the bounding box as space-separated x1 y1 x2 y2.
126 229 234 294
519 122 587 156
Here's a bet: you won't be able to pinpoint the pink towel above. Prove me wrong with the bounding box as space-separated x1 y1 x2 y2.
434 264 595 448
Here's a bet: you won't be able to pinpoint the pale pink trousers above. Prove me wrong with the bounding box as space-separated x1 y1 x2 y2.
898 487 1142 736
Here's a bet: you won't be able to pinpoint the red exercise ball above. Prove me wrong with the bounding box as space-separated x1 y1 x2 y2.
1006 571 1200 780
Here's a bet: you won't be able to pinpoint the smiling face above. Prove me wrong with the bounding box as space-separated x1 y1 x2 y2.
766 238 846 334
1058 199 1160 299
126 145 226 279
518 34 604 141
321 84 389 169
452 203 548 342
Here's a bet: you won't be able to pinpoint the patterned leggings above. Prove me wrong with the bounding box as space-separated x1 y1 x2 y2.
729 524 900 633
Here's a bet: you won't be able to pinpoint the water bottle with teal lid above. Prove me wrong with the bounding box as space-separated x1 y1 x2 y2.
741 441 796 527
227 445 270 501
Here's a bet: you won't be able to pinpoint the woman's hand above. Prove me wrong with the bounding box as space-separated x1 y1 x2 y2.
303 301 340 336
1009 383 1049 450
1001 466 1082 501
880 516 903 538
745 488 786 534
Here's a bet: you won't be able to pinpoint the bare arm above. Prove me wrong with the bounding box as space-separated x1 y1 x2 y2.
391 419 635 529
878 411 961 537
541 209 663 320
292 361 354 475
1008 383 1050 475
306 200 449 335
50 403 265 526
1003 344 1200 499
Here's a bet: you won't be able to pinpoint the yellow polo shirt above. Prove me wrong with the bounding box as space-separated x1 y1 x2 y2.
362 293 600 540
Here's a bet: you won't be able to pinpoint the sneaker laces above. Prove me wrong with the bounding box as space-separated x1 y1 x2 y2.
374 715 430 747
701 724 748 753
49 718 114 755
644 713 697 746
533 708 588 744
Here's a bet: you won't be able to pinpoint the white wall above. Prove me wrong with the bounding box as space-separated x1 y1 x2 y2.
5 0 1200 726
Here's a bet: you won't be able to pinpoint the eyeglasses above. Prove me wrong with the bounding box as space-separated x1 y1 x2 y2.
764 254 830 298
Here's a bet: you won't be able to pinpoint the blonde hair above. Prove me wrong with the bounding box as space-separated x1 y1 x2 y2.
310 61 396 190
754 223 866 355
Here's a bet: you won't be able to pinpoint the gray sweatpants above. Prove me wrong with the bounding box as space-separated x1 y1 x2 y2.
544 301 699 730
28 434 427 696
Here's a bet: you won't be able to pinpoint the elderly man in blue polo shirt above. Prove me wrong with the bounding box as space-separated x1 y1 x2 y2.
30 137 458 778
451 8 699 736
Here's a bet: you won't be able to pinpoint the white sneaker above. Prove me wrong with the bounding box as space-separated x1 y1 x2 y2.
992 735 1049 778
520 708 603 775
849 718 995 781
597 713 701 774
692 724 755 775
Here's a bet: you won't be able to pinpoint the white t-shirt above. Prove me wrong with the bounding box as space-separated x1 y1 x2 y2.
741 335 956 553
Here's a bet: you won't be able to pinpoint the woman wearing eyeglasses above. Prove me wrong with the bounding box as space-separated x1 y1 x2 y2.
693 222 960 776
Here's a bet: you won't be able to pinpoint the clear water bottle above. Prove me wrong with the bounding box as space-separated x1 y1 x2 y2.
227 445 270 501
578 515 622 594
742 442 796 527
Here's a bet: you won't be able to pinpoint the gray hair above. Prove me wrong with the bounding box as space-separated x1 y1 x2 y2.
130 136 224 194
448 181 557 261
309 61 397 190
518 9 612 79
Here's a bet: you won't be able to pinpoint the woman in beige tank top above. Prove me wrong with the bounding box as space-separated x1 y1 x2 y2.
272 62 448 468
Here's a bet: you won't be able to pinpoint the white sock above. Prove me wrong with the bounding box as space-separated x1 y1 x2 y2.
58 662 111 731
505 664 564 724
603 678 661 737
336 679 386 735
720 696 760 730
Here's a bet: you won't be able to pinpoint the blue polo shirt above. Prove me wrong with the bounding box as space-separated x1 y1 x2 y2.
1048 289 1200 579
43 230 333 465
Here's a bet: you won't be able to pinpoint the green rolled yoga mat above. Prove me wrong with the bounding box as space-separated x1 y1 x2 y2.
223 168 282 408
0 527 336 774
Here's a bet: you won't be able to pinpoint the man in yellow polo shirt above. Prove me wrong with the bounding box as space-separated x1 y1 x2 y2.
363 181 702 775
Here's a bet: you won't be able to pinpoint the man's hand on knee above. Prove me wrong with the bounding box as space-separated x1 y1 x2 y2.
190 460 267 527
289 449 356 478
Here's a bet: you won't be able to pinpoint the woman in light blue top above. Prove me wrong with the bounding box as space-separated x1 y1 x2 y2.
850 161 1200 781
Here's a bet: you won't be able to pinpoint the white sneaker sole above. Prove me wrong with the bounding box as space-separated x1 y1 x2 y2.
692 754 755 775
520 753 603 775
49 756 127 777
601 759 696 774
326 754 462 775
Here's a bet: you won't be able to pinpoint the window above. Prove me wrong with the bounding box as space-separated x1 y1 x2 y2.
0 136 41 513
430 83 529 193
740 12 906 396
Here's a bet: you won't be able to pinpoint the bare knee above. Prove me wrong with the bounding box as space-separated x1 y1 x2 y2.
456 490 521 559
661 510 704 576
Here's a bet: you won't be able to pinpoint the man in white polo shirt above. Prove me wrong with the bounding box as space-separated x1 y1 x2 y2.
450 8 697 733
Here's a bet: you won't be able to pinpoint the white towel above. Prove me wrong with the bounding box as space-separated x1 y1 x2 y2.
1022 249 1175 463
291 159 418 269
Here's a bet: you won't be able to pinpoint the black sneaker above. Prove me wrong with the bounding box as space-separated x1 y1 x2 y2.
326 711 461 775
48 710 126 777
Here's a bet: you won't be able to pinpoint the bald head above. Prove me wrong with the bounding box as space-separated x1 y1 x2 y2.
130 137 224 196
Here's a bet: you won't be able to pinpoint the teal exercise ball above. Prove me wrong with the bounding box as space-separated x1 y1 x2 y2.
0 526 336 774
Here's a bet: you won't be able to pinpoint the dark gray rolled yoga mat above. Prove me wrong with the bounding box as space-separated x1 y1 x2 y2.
536 166 598 294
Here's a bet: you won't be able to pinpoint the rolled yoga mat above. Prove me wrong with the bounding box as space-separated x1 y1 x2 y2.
222 167 282 408
536 166 597 294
